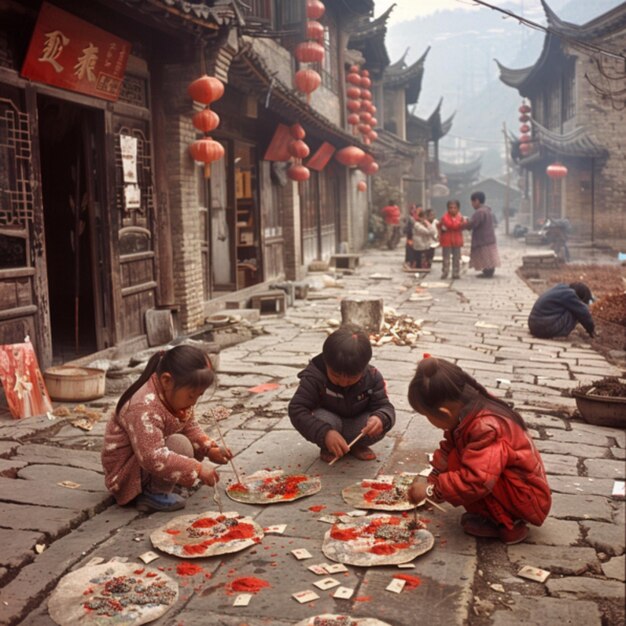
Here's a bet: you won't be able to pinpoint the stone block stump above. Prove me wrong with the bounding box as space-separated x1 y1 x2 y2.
340 297 384 333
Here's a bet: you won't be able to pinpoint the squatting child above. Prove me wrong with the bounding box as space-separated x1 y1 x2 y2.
102 345 232 513
407 355 551 544
288 324 396 463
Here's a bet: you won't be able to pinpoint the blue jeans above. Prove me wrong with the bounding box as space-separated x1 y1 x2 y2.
313 408 385 448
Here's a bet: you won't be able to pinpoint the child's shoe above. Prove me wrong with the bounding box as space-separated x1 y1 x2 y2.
461 513 499 538
350 444 376 461
136 491 186 513
319 448 335 463
498 521 529 545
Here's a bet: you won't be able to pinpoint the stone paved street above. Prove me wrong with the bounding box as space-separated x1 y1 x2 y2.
0 236 624 626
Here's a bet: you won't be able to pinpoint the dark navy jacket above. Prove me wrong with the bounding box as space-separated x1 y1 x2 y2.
288 354 396 447
528 283 594 338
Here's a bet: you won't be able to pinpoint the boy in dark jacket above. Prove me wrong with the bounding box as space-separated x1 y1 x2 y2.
528 282 594 339
288 324 396 463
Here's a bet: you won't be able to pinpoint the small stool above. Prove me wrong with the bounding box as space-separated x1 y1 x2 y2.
250 290 287 316
330 253 360 269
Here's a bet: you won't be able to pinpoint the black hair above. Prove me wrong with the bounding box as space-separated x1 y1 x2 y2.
470 191 486 204
569 282 592 304
115 345 214 415
408 356 526 430
322 323 372 377
447 199 460 209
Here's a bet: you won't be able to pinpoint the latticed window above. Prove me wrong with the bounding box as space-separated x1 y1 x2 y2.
561 59 576 121
320 20 339 93
240 0 273 25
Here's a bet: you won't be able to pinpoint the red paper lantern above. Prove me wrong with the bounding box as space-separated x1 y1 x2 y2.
362 69 370 77
295 41 324 64
519 124 530 134
288 139 310 160
347 72 361 85
546 162 568 179
370 104 377 114
295 68 321 102
357 180 367 192
519 134 531 144
189 137 224 178
359 111 372 124
369 130 378 141
361 89 372 100
519 103 531 114
347 113 360 125
306 0 325 19
306 20 324 41
362 161 379 175
287 163 311 181
188 75 225 104
349 65 360 73
346 99 361 112
370 117 378 127
290 123 306 140
519 143 532 156
346 86 361 99
519 114 530 123
335 146 366 167
360 76 372 89
357 123 371 135
192 108 220 133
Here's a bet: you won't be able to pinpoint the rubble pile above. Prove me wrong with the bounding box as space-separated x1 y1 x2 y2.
370 310 422 347
592 292 626 326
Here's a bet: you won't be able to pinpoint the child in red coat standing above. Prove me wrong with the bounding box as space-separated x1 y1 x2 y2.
438 199 465 279
407 356 551 544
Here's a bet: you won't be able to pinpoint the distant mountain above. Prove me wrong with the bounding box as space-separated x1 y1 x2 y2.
386 0 624 176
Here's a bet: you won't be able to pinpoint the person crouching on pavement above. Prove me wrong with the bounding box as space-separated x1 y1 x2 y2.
407 355 551 545
528 281 595 340
439 200 465 279
102 345 232 513
288 324 396 463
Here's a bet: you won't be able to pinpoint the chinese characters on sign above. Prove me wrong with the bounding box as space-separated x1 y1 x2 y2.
21 2 131 102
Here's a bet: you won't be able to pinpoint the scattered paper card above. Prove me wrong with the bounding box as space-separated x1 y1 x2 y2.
308 564 329 575
35 543 46 554
85 556 105 567
325 563 348 574
489 583 505 593
233 594 252 607
418 468 431 477
333 586 354 599
292 590 320 604
386 578 406 593
397 563 416 569
313 577 340 590
139 551 160 564
291 548 313 560
517 565 550 583
612 480 625 499
265 524 287 534
318 515 337 524
375 475 394 484
58 480 81 489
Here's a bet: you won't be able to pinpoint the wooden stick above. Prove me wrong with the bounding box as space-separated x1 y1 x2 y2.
212 418 243 484
328 432 366 466
425 497 446 512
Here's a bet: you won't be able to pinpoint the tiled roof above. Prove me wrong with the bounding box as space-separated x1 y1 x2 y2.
532 122 608 158
383 48 430 104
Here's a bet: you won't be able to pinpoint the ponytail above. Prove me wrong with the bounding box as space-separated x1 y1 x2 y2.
408 356 526 430
115 345 214 416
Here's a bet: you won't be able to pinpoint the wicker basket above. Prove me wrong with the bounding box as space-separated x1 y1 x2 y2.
44 366 106 402
572 389 626 429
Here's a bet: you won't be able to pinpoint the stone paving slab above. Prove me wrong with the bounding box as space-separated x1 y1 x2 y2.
602 555 625 581
535 440 608 459
17 464 105 492
0 502 84 536
491 597 602 626
584 458 625 479
507 544 600 575
569 423 626 448
542 453 580 476
526 518 581 546
521 414 567 430
550 493 613 522
0 441 19 456
0 458 28 477
545 428 611 447
546 576 625 600
548 475 615 497
13 444 103 473
0 528 44 568
580 521 625 556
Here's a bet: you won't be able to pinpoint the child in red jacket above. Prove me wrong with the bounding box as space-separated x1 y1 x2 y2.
407 356 551 544
438 199 466 279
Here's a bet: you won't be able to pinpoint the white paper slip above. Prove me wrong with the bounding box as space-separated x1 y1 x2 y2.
517 565 550 583
375 474 394 484
233 594 252 607
333 586 354 599
612 480 625 499
308 563 329 575
264 524 287 534
397 563 416 569
318 515 337 524
291 548 313 560
138 551 160 564
347 510 367 517
292 590 320 604
418 468 432 477
85 556 105 567
386 578 406 593
325 563 348 574
313 577 341 590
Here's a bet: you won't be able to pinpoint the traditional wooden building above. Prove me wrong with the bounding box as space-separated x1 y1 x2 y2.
497 0 626 246
0 0 379 369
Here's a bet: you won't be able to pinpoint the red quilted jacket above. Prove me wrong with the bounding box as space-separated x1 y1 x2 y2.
429 406 551 526
438 212 465 248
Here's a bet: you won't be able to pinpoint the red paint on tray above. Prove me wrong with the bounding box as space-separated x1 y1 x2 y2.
394 574 422 589
355 595 372 602
176 562 204 576
330 526 360 541
308 504 326 512
166 529 181 535
369 543 397 555
228 576 271 594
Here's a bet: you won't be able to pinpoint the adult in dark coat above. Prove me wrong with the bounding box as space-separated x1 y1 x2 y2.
464 191 500 278
528 282 595 339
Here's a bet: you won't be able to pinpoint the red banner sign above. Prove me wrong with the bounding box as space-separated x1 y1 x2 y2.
21 2 131 102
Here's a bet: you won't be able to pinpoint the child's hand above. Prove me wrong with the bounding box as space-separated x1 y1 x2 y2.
199 463 219 486
407 477 427 504
208 445 233 465
324 430 349 458
361 415 383 438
